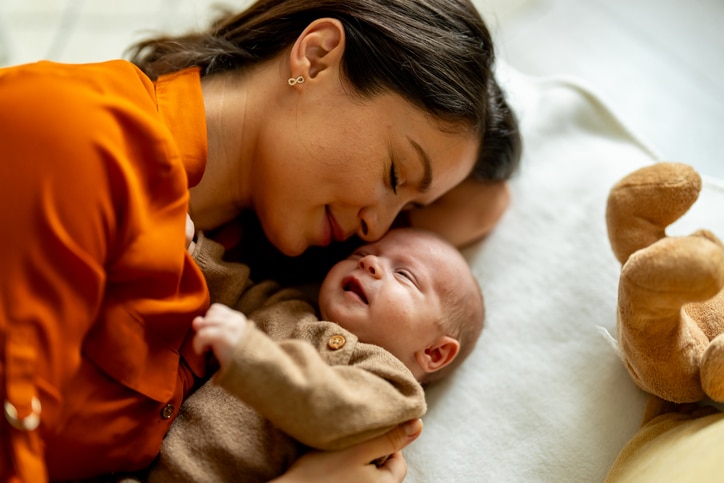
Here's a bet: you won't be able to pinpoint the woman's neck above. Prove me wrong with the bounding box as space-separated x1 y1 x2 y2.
190 70 254 230
189 56 288 231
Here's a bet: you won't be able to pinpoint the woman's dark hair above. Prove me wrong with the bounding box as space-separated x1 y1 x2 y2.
127 0 520 183
476 76 522 181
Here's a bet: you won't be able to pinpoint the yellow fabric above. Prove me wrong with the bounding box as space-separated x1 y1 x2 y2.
606 403 724 482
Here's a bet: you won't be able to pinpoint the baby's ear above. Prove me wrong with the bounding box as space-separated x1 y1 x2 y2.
415 336 460 374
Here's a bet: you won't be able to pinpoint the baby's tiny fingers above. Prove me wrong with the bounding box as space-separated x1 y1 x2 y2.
193 334 209 355
191 315 207 330
206 303 232 316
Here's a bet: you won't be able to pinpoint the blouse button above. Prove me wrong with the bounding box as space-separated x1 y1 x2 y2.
328 335 346 350
161 403 175 420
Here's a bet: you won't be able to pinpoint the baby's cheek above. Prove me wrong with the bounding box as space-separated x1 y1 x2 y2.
384 300 417 327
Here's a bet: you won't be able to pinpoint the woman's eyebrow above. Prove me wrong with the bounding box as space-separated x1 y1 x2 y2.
408 137 432 193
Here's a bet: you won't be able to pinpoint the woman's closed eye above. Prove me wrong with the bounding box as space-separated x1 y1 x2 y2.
389 162 399 194
402 202 426 211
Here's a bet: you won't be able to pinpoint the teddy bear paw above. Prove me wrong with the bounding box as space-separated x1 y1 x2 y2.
606 162 702 264
701 333 724 402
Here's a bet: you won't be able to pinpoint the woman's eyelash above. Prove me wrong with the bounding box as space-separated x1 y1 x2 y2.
390 162 398 194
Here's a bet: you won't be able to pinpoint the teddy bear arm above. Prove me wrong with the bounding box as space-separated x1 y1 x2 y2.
606 215 666 264
616 235 724 403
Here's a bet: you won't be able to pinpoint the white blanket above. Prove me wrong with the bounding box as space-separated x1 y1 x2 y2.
405 64 724 482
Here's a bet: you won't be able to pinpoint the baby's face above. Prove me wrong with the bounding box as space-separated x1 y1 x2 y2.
318 228 467 372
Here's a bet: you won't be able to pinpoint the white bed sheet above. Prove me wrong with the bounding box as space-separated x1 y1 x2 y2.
405 63 724 482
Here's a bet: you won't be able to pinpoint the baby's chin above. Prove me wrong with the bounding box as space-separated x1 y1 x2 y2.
318 302 340 326
320 306 356 336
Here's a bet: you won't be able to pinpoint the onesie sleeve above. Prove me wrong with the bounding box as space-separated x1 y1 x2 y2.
214 313 427 451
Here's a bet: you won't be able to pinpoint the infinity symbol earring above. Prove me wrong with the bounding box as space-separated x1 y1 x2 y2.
288 75 305 86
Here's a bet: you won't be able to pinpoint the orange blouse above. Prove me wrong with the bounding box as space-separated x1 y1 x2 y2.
0 60 210 481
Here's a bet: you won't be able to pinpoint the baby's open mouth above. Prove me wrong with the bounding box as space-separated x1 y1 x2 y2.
343 278 368 304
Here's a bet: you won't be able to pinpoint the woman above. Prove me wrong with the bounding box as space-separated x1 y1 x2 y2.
0 0 519 481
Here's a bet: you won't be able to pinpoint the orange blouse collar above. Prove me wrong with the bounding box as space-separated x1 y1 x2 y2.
154 67 208 188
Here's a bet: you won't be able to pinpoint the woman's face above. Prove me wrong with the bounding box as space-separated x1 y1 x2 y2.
251 85 479 256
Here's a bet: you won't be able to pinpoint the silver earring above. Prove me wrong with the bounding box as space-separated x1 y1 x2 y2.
288 75 305 86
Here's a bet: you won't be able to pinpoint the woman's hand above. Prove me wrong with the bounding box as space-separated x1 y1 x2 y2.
192 303 249 368
270 419 423 483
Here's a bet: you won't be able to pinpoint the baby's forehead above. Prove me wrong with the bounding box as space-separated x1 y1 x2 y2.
405 235 472 280
370 230 452 261
379 228 445 249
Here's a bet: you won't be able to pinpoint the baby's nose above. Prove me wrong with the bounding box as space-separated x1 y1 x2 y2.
359 256 382 278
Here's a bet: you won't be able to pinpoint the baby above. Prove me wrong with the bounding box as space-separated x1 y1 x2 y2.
147 227 485 483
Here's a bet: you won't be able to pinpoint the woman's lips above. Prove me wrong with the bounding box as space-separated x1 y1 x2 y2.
325 206 346 243
321 208 332 246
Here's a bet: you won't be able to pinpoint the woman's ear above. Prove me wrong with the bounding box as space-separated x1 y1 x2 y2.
289 18 345 82
415 336 460 375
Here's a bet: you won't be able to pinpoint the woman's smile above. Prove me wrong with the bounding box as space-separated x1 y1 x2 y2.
324 206 346 246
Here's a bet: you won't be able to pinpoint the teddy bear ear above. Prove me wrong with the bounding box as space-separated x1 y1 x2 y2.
606 162 702 264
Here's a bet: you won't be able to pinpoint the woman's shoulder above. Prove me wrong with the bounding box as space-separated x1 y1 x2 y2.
0 60 171 172
1 59 152 101
1 59 156 138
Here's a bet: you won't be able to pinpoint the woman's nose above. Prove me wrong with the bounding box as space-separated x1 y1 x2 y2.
359 255 383 279
357 206 396 243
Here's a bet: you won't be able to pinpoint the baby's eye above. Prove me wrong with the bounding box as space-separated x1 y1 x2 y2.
396 269 412 280
396 269 420 289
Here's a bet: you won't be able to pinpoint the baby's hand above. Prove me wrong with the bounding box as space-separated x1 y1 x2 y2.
192 303 249 369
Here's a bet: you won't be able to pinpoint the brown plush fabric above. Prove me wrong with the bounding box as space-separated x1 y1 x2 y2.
606 162 724 404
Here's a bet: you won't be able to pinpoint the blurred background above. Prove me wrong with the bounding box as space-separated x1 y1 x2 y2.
1 0 721 179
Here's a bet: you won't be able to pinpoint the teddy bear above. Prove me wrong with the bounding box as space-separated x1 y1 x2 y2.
605 161 724 404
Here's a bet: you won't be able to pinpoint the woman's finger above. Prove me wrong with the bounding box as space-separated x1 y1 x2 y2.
377 451 407 482
358 419 423 465
269 420 423 483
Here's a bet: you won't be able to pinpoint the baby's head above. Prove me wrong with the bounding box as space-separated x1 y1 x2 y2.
318 228 484 385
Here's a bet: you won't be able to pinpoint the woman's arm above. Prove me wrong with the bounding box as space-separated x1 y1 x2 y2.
405 179 511 248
